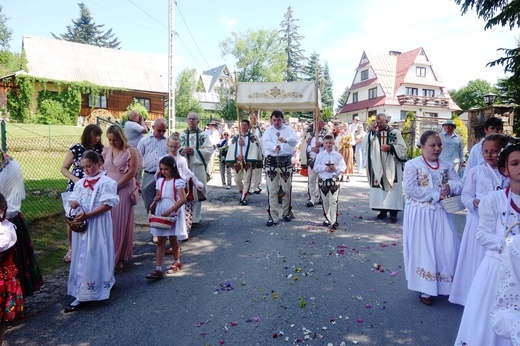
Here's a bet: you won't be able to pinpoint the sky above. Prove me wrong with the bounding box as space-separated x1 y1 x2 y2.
3 0 519 108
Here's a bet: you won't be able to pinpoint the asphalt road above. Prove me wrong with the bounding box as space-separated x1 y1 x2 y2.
5 171 466 346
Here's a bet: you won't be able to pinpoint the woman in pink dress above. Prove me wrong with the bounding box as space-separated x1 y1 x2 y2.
102 125 140 274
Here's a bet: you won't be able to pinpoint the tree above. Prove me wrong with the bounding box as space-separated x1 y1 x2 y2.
175 68 204 118
336 86 349 113
455 1 520 116
279 6 306 82
214 86 238 120
51 2 121 49
220 29 285 82
321 61 334 110
0 5 12 50
304 51 322 81
449 79 497 111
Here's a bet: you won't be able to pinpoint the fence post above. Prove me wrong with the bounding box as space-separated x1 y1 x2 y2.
48 124 51 150
1 120 6 152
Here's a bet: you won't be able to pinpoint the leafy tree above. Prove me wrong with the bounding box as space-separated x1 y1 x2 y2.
214 85 238 120
279 6 306 82
175 68 204 118
336 86 349 113
0 5 12 50
220 29 285 82
321 61 334 110
51 2 121 49
449 79 497 111
455 0 520 134
453 115 468 148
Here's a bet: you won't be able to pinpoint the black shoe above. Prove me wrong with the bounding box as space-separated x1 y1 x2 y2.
306 201 315 207
318 199 323 205
332 222 338 230
240 199 248 205
283 214 292 222
376 211 387 219
64 302 86 313
254 188 262 194
389 216 397 223
323 220 331 227
266 219 274 227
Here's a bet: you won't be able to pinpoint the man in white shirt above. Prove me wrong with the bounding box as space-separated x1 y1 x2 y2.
262 110 298 226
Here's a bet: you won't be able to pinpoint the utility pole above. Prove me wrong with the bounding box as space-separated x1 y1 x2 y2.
168 0 176 133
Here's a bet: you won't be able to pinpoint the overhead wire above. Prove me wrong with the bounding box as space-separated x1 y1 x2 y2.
85 0 166 32
175 2 212 69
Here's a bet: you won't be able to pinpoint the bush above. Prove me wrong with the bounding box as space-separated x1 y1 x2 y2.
121 99 149 124
36 99 67 125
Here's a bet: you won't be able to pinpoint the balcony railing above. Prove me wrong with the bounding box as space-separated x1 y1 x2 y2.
397 94 450 108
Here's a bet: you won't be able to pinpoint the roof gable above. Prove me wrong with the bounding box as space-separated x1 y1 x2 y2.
22 35 168 93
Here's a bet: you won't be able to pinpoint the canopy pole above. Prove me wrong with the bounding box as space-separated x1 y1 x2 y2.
315 68 321 142
234 71 240 126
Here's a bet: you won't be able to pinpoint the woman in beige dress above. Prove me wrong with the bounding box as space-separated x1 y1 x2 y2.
337 124 354 182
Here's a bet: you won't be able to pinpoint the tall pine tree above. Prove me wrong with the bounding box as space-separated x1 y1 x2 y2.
279 6 306 82
336 86 350 113
51 2 121 49
322 61 334 110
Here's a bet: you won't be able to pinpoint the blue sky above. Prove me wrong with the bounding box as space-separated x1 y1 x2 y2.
3 0 518 107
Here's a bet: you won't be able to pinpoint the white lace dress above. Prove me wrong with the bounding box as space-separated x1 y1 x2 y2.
402 156 463 296
454 189 518 346
449 163 509 306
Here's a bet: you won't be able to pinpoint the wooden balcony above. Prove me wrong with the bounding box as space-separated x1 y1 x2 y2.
397 94 450 108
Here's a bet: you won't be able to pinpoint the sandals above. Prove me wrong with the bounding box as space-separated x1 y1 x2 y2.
146 270 164 280
167 262 182 274
63 249 72 263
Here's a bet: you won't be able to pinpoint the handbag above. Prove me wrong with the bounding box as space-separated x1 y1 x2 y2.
149 178 178 229
440 195 465 213
66 206 88 233
129 186 138 206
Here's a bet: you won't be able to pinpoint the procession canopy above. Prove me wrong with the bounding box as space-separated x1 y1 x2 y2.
236 81 321 112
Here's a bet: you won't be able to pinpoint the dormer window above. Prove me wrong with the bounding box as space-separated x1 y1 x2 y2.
360 70 368 81
368 87 377 100
352 92 358 103
416 67 426 77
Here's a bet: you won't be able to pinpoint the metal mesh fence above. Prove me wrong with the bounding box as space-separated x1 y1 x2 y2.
1 122 78 224
1 115 217 223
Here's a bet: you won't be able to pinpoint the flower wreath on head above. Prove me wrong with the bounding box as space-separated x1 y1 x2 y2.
0 151 12 173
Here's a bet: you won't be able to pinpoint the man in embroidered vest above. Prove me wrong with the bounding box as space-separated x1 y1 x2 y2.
180 112 213 224
263 110 298 227
225 119 261 205
248 111 264 195
304 118 331 207
363 113 407 223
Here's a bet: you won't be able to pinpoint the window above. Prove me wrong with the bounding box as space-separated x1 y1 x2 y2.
406 87 418 95
400 110 408 120
424 112 438 118
423 89 435 97
416 67 426 77
368 87 377 99
135 98 151 111
360 70 368 81
89 95 107 109
368 110 377 118
352 114 358 122
352 92 358 103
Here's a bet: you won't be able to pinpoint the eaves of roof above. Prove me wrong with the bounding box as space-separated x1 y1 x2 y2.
337 96 386 114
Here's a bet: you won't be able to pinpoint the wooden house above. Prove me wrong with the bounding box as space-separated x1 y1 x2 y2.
0 35 168 122
337 47 461 124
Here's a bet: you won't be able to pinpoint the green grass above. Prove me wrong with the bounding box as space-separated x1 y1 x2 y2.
5 123 85 138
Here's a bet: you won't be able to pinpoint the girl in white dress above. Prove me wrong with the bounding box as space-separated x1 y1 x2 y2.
402 130 463 306
454 144 520 346
449 134 510 306
146 156 187 280
66 151 119 312
491 233 520 346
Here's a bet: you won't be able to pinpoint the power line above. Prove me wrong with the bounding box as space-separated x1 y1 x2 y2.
127 0 168 29
175 32 204 70
175 2 212 69
86 0 166 33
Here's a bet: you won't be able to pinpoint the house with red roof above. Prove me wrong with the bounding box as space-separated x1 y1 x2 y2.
336 48 461 123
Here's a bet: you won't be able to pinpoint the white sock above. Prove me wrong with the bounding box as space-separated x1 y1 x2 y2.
155 266 162 271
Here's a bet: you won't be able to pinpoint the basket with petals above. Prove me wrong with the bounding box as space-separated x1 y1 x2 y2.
149 214 177 230
440 195 465 213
